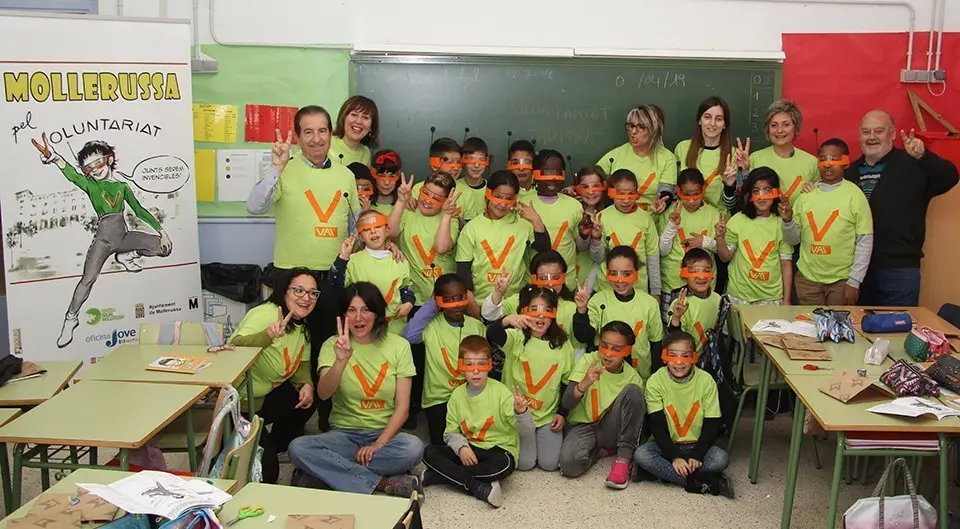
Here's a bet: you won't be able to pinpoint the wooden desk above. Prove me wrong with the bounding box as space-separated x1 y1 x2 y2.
220 483 411 529
0 381 206 507
0 469 237 528
77 344 261 412
0 361 81 407
0 409 22 514
781 373 957 529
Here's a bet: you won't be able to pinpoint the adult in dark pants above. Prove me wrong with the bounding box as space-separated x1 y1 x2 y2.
846 110 959 306
228 268 319 483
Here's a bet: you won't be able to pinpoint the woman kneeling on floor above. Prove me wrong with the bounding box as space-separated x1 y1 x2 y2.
288 282 424 497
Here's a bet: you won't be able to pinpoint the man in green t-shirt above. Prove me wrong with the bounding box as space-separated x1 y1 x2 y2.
33 135 172 349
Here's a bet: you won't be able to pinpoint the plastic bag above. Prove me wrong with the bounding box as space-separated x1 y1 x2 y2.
200 263 262 303
844 458 936 528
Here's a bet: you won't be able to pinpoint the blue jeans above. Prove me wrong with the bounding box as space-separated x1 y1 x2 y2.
860 266 921 307
288 429 424 494
633 441 729 485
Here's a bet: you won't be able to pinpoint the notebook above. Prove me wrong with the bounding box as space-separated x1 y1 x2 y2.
145 356 211 375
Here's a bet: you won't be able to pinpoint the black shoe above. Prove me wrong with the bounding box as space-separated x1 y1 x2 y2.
471 481 502 507
716 473 735 499
290 468 328 489
684 471 734 498
632 466 656 482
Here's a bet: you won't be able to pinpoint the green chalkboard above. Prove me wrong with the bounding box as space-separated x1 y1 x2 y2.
350 56 781 180
193 45 350 217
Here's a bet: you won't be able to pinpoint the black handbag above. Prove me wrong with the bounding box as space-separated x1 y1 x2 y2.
926 354 960 393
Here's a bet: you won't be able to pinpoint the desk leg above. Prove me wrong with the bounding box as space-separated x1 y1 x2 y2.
89 447 97 466
39 446 49 490
939 435 948 529
0 442 10 515
780 397 806 529
119 449 129 471
749 352 772 484
186 407 197 473
11 443 24 508
826 433 845 529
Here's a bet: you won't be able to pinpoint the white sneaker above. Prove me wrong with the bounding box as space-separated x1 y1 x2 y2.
487 481 502 508
115 251 142 272
57 314 78 348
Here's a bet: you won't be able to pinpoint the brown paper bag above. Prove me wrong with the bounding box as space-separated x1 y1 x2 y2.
757 333 831 360
73 489 120 522
286 514 355 529
8 510 81 529
819 371 894 403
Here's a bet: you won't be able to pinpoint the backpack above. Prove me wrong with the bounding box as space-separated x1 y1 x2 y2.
197 385 262 483
697 294 734 388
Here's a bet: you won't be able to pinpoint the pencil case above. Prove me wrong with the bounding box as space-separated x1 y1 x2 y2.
861 313 913 333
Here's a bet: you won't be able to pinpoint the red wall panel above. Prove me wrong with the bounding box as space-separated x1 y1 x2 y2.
782 32 958 158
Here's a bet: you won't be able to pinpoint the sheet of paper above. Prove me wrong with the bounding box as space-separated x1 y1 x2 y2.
868 397 960 420
216 149 271 202
751 319 793 334
78 471 231 520
786 321 818 338
194 149 216 202
245 104 298 143
286 514 355 529
193 104 238 143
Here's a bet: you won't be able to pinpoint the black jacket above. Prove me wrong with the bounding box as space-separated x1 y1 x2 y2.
845 148 958 268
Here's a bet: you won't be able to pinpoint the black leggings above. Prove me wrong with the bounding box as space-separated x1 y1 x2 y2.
423 444 515 495
424 403 448 446
254 380 314 484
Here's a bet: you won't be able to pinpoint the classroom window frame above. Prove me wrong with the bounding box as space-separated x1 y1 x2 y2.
0 0 98 14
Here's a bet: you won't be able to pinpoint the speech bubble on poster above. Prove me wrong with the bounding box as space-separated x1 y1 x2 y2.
121 155 190 193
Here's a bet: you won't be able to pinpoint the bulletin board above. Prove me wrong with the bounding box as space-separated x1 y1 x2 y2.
192 44 350 218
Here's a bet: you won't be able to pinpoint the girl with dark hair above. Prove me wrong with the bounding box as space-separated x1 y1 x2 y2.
330 95 379 166
716 167 794 305
674 97 734 208
486 287 573 472
370 149 402 215
229 267 318 484
569 165 610 291
288 281 424 498
529 149 585 292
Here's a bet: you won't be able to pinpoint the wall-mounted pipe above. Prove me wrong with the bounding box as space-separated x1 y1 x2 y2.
934 0 945 70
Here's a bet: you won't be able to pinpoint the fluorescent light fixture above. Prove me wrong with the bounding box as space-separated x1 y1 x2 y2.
354 43 574 58
574 48 785 61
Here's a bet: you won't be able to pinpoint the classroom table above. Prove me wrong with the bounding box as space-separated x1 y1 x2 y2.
781 372 958 529
0 468 237 528
0 361 81 407
0 380 207 508
220 482 411 529
76 344 262 413
0 409 22 515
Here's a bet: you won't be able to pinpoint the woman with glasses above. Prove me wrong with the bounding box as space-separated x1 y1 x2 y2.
598 105 678 214
228 267 321 483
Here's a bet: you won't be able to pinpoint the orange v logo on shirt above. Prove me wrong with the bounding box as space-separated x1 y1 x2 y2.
304 189 343 223
481 236 516 269
461 416 496 442
783 176 804 199
103 191 122 209
353 362 389 398
610 232 643 250
522 361 559 395
666 401 702 438
633 321 644 337
704 170 720 190
637 172 657 196
743 240 776 269
589 388 601 421
693 322 707 350
382 279 399 306
678 228 708 252
282 344 305 378
411 235 437 266
551 222 569 250
440 347 459 377
807 210 840 241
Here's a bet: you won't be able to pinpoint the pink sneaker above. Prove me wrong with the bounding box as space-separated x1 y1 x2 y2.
604 457 631 489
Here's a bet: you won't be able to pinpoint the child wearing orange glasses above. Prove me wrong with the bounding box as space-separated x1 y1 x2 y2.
596 169 661 298
486 287 573 471
528 150 587 291
782 138 873 305
347 162 376 213
403 274 487 445
456 171 551 300
407 138 463 213
507 140 537 202
420 335 534 508
574 246 664 380
457 137 491 223
558 321 645 489
370 150 402 216
667 249 722 355
634 330 733 498
659 168 722 321
344 210 415 335
568 166 611 291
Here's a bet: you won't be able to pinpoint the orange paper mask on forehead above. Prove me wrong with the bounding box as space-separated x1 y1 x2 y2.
749 189 781 202
818 155 851 168
462 155 490 167
522 306 557 319
577 183 607 195
419 188 445 208
357 187 374 197
435 295 469 308
675 186 704 201
662 347 697 364
370 168 400 182
458 358 493 373
606 270 638 283
599 344 632 358
680 267 714 280
531 272 566 287
533 170 565 181
357 213 388 233
507 159 533 172
607 188 640 200
485 188 517 206
429 157 462 172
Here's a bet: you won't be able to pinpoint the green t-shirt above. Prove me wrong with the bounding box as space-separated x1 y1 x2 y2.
598 143 678 209
645 367 721 443
445 379 520 459
455 179 487 222
60 165 162 230
674 140 726 209
567 352 643 425
345 250 413 335
661 203 721 293
596 205 660 294
371 202 394 217
518 187 537 203
793 180 873 284
421 314 487 408
499 329 573 427
724 213 792 302
502 295 582 350
669 291 721 353
588 289 664 379
530 194 584 290
397 210 460 305
329 136 372 167
273 156 361 271
749 146 819 205
456 215 534 300
318 332 415 430
574 250 596 288
229 303 310 410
